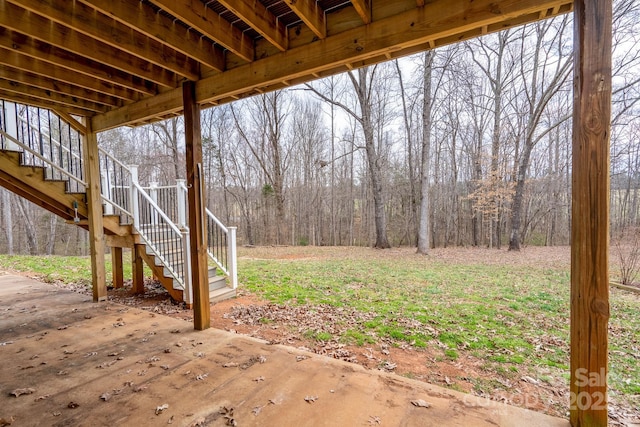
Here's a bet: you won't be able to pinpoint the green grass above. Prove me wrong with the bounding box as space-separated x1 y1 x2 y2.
237 249 640 408
0 251 151 287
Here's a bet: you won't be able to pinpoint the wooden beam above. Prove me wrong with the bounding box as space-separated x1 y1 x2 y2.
51 109 87 135
0 67 121 108
570 0 612 424
8 0 201 81
183 80 210 331
111 247 124 289
148 0 254 62
0 32 153 97
0 79 109 113
82 119 107 302
93 0 571 131
351 0 371 24
0 2 177 88
217 0 288 51
78 0 224 72
286 0 327 39
0 90 98 117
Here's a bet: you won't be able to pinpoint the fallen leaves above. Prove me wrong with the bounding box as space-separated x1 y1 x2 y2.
9 388 34 397
0 416 15 426
219 407 236 426
155 403 169 415
410 399 431 408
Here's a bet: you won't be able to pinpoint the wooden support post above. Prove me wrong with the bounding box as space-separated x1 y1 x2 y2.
83 120 107 302
111 246 124 288
570 0 611 424
132 245 145 294
183 80 210 330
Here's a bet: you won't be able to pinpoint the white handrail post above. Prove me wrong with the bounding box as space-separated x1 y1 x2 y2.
182 229 192 305
176 179 187 229
101 170 114 215
3 101 19 151
129 165 140 229
228 226 238 290
149 181 158 226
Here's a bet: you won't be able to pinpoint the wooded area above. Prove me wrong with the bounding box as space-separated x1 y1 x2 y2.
1 2 638 256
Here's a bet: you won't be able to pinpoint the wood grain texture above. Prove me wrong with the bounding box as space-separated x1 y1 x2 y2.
183 80 210 331
83 121 107 302
570 0 612 425
111 247 124 289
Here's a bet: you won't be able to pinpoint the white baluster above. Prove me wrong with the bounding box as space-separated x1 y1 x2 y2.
129 165 139 229
228 226 238 290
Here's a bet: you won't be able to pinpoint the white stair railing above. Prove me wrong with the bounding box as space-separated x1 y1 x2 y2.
205 207 238 290
0 101 86 193
146 180 238 290
2 100 234 302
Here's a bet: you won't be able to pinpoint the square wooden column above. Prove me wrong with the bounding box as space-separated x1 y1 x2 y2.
132 244 145 294
183 81 210 330
111 247 124 288
83 120 107 301
570 0 612 424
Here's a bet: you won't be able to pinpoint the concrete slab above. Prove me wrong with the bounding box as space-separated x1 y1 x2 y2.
0 273 570 427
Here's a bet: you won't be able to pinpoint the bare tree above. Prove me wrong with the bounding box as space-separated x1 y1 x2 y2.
306 66 392 248
1 189 13 254
508 17 572 250
232 91 292 244
417 52 435 254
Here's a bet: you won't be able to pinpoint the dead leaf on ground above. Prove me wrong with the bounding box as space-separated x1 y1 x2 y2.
155 403 169 415
0 416 14 426
9 388 35 397
410 399 431 408
186 417 206 427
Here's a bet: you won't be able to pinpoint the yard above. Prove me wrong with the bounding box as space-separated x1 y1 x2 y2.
1 246 638 424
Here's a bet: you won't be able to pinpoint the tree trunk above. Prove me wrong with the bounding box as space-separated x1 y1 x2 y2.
16 198 38 255
1 189 13 254
508 144 533 251
417 52 434 254
45 214 57 255
348 68 390 249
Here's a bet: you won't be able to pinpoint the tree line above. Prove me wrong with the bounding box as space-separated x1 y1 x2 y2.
1 2 639 255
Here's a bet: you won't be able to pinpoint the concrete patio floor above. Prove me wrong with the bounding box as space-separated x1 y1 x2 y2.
0 273 570 427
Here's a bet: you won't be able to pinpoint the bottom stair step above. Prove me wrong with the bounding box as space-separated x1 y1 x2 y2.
209 286 236 303
209 275 227 291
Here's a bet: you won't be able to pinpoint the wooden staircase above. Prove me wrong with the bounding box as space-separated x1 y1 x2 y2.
0 101 236 306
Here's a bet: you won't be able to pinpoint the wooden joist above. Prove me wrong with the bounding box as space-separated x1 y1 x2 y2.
92 0 572 131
